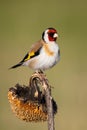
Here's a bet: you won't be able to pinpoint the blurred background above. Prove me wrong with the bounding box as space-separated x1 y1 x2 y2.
0 0 87 130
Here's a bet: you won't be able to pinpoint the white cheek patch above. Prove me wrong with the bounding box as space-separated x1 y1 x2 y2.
44 30 49 43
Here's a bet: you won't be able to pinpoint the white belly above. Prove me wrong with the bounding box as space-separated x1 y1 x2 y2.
24 42 60 70
33 52 59 70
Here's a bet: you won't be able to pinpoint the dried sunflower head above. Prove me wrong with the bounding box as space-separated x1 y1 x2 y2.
8 83 57 122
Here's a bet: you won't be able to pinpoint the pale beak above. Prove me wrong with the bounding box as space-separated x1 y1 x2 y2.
53 33 58 38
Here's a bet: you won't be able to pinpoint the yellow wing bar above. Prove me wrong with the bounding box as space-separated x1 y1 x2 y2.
24 51 35 61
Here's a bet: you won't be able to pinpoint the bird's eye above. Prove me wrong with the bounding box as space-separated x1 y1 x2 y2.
48 32 54 37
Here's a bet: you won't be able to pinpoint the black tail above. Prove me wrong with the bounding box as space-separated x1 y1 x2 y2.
9 62 22 69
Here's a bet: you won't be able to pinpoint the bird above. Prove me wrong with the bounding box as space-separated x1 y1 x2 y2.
10 27 60 71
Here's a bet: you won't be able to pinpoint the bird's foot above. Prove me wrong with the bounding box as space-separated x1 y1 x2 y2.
35 69 44 74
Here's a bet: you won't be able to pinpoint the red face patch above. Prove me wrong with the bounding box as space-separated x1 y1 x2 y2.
48 29 57 41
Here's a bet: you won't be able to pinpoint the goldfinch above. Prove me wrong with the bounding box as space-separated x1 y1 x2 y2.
10 27 60 71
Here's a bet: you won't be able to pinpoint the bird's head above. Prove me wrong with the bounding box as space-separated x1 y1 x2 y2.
42 27 58 43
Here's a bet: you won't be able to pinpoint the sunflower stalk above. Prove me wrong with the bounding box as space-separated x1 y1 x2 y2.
31 71 55 130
